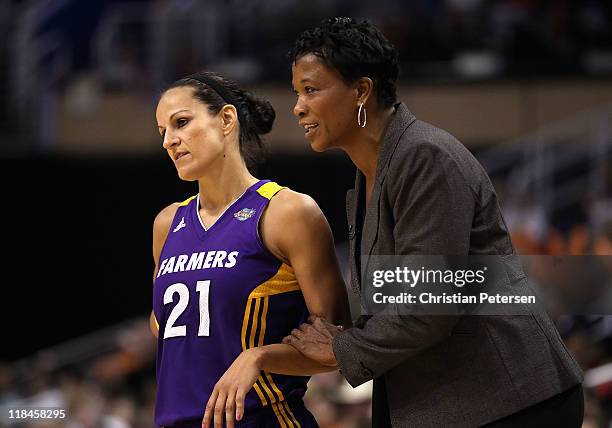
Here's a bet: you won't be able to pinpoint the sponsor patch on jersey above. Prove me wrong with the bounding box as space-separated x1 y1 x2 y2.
234 208 256 221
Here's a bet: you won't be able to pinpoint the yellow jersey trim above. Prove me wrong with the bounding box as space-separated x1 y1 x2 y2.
256 182 286 200
272 403 288 428
178 195 197 207
239 262 303 428
282 401 301 428
249 263 299 298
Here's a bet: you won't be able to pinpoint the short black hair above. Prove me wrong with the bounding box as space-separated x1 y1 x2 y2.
291 17 399 108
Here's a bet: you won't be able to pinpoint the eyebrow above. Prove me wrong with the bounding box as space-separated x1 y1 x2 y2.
157 109 190 129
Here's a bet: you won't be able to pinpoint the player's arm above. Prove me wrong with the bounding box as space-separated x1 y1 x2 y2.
253 189 352 374
149 203 180 338
211 190 351 377
203 191 352 427
263 189 352 327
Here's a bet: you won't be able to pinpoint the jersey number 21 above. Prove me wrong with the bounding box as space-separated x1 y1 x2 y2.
163 281 210 339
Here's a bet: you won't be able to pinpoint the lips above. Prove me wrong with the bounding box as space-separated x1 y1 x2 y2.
300 122 319 136
174 152 190 161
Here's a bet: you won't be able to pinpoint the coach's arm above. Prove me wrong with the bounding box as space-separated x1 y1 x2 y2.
332 143 474 387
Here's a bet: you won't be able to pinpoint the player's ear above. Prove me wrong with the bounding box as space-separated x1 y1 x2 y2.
220 105 238 137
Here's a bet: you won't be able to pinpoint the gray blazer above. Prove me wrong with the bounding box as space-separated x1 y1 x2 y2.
332 103 583 427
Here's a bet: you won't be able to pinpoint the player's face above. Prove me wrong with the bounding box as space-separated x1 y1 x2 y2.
292 53 359 152
156 87 225 181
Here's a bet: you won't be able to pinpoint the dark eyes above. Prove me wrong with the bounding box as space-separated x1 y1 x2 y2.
158 117 189 139
294 87 316 96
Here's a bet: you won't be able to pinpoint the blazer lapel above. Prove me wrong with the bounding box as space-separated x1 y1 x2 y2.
361 103 416 259
346 172 362 294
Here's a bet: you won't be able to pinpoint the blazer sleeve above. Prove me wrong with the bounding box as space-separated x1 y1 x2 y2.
333 142 476 387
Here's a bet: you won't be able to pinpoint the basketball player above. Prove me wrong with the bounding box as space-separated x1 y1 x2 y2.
151 71 351 428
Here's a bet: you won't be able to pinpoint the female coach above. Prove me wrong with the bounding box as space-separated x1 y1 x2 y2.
285 17 584 428
151 70 351 428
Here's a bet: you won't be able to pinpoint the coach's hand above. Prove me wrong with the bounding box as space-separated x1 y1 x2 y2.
282 315 342 368
202 348 262 428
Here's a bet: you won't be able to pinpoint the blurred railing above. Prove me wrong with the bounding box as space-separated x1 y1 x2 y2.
9 0 229 148
479 102 612 216
11 0 74 147
93 1 225 91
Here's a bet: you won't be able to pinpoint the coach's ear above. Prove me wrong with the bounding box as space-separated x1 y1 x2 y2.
355 77 374 107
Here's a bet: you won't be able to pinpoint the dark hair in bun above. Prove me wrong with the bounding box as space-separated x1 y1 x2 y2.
165 70 275 170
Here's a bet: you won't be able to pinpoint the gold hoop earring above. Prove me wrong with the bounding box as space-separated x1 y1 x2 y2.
357 102 367 128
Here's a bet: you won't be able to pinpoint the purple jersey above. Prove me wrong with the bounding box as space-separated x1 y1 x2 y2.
153 181 310 427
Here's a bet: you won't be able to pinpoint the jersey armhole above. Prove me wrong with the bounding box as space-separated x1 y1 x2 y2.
255 188 290 266
154 197 194 280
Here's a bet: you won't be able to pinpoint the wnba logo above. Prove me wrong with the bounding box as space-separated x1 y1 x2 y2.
234 208 256 221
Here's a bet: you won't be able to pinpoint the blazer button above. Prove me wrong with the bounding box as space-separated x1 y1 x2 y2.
359 364 373 378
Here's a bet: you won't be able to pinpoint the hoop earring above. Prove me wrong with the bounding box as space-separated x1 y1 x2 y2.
357 102 367 128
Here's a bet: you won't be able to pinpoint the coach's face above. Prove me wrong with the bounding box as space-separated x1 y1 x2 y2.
292 53 361 152
156 86 226 181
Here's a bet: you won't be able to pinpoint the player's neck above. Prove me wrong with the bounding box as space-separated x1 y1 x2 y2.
197 157 258 214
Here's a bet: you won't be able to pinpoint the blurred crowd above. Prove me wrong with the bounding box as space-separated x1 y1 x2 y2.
257 0 612 81
0 319 158 428
0 320 372 428
496 169 612 428
3 0 612 89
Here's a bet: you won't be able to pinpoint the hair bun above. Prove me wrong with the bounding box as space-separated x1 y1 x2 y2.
244 92 275 135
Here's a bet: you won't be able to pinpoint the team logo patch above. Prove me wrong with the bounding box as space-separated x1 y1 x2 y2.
234 208 256 221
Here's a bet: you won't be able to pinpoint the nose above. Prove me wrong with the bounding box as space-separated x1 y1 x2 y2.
293 96 307 118
162 132 179 150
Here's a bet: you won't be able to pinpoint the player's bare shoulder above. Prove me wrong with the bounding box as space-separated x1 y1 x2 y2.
154 202 181 236
266 188 321 222
153 202 181 262
260 188 328 261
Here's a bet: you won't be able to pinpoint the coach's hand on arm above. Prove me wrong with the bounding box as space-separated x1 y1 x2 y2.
282 315 343 367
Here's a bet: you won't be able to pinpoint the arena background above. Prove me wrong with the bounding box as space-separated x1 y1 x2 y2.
2 1 612 427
